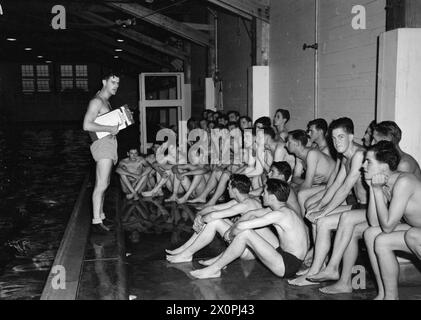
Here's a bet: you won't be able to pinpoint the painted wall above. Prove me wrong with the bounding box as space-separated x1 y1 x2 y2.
317 0 386 138
218 11 252 116
377 28 421 163
270 0 386 138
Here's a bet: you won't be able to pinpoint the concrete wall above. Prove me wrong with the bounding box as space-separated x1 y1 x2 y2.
218 11 252 116
270 0 386 138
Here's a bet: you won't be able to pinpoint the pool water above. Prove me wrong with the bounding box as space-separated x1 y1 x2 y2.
0 123 92 300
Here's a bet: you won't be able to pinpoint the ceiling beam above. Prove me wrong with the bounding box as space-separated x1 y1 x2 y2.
107 2 211 47
85 31 173 69
207 0 270 22
73 11 188 60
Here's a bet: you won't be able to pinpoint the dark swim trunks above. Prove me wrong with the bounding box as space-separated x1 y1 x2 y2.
276 247 304 279
351 203 368 210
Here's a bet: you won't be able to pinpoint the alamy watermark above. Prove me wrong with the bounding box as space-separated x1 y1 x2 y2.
153 123 265 167
352 5 367 30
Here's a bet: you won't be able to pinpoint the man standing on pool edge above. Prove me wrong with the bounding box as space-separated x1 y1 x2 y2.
83 72 121 234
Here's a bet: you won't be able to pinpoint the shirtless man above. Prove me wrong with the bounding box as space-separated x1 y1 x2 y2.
305 140 421 293
307 118 331 156
190 179 309 280
189 128 258 206
273 109 290 141
165 152 210 204
286 130 336 191
250 161 301 216
363 141 421 300
165 175 275 263
263 127 296 172
83 72 121 234
286 130 336 217
289 117 368 286
116 148 148 200
372 121 421 178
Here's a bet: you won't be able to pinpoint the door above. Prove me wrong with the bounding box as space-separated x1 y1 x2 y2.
139 73 186 154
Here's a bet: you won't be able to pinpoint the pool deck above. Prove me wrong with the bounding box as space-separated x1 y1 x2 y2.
41 174 421 300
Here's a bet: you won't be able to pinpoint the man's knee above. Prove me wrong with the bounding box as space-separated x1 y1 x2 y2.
339 211 354 226
297 190 306 204
364 227 381 244
316 216 333 231
95 180 109 193
374 233 390 253
235 228 253 241
405 229 421 249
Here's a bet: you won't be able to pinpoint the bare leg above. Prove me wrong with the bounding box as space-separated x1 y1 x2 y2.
190 229 286 279
298 186 325 218
320 222 368 294
142 172 168 197
166 173 182 202
188 170 222 204
166 232 201 255
204 172 231 207
134 168 153 195
120 175 137 198
92 159 113 229
405 228 421 259
375 226 411 300
178 175 205 204
288 213 341 286
364 226 386 300
167 219 232 263
309 210 367 282
199 253 223 266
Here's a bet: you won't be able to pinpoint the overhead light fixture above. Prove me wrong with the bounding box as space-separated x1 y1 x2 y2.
45 60 52 63
115 48 123 52
6 38 17 41
24 47 32 51
114 56 119 59
117 39 124 43
37 55 43 58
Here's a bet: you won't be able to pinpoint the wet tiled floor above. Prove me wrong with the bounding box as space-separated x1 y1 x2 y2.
122 197 421 301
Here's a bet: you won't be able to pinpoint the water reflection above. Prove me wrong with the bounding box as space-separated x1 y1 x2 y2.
0 124 91 300
121 198 195 243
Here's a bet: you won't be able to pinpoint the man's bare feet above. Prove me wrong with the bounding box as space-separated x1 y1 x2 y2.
188 197 206 204
142 189 164 198
319 281 353 295
165 248 184 255
176 196 189 204
126 193 134 200
190 268 222 280
166 253 193 264
288 273 320 287
307 268 340 283
165 195 178 203
198 256 220 266
296 267 310 277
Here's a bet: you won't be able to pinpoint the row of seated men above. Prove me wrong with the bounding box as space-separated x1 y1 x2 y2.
116 110 421 300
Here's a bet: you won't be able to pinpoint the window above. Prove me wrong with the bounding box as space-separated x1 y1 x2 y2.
60 64 88 92
21 64 50 93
